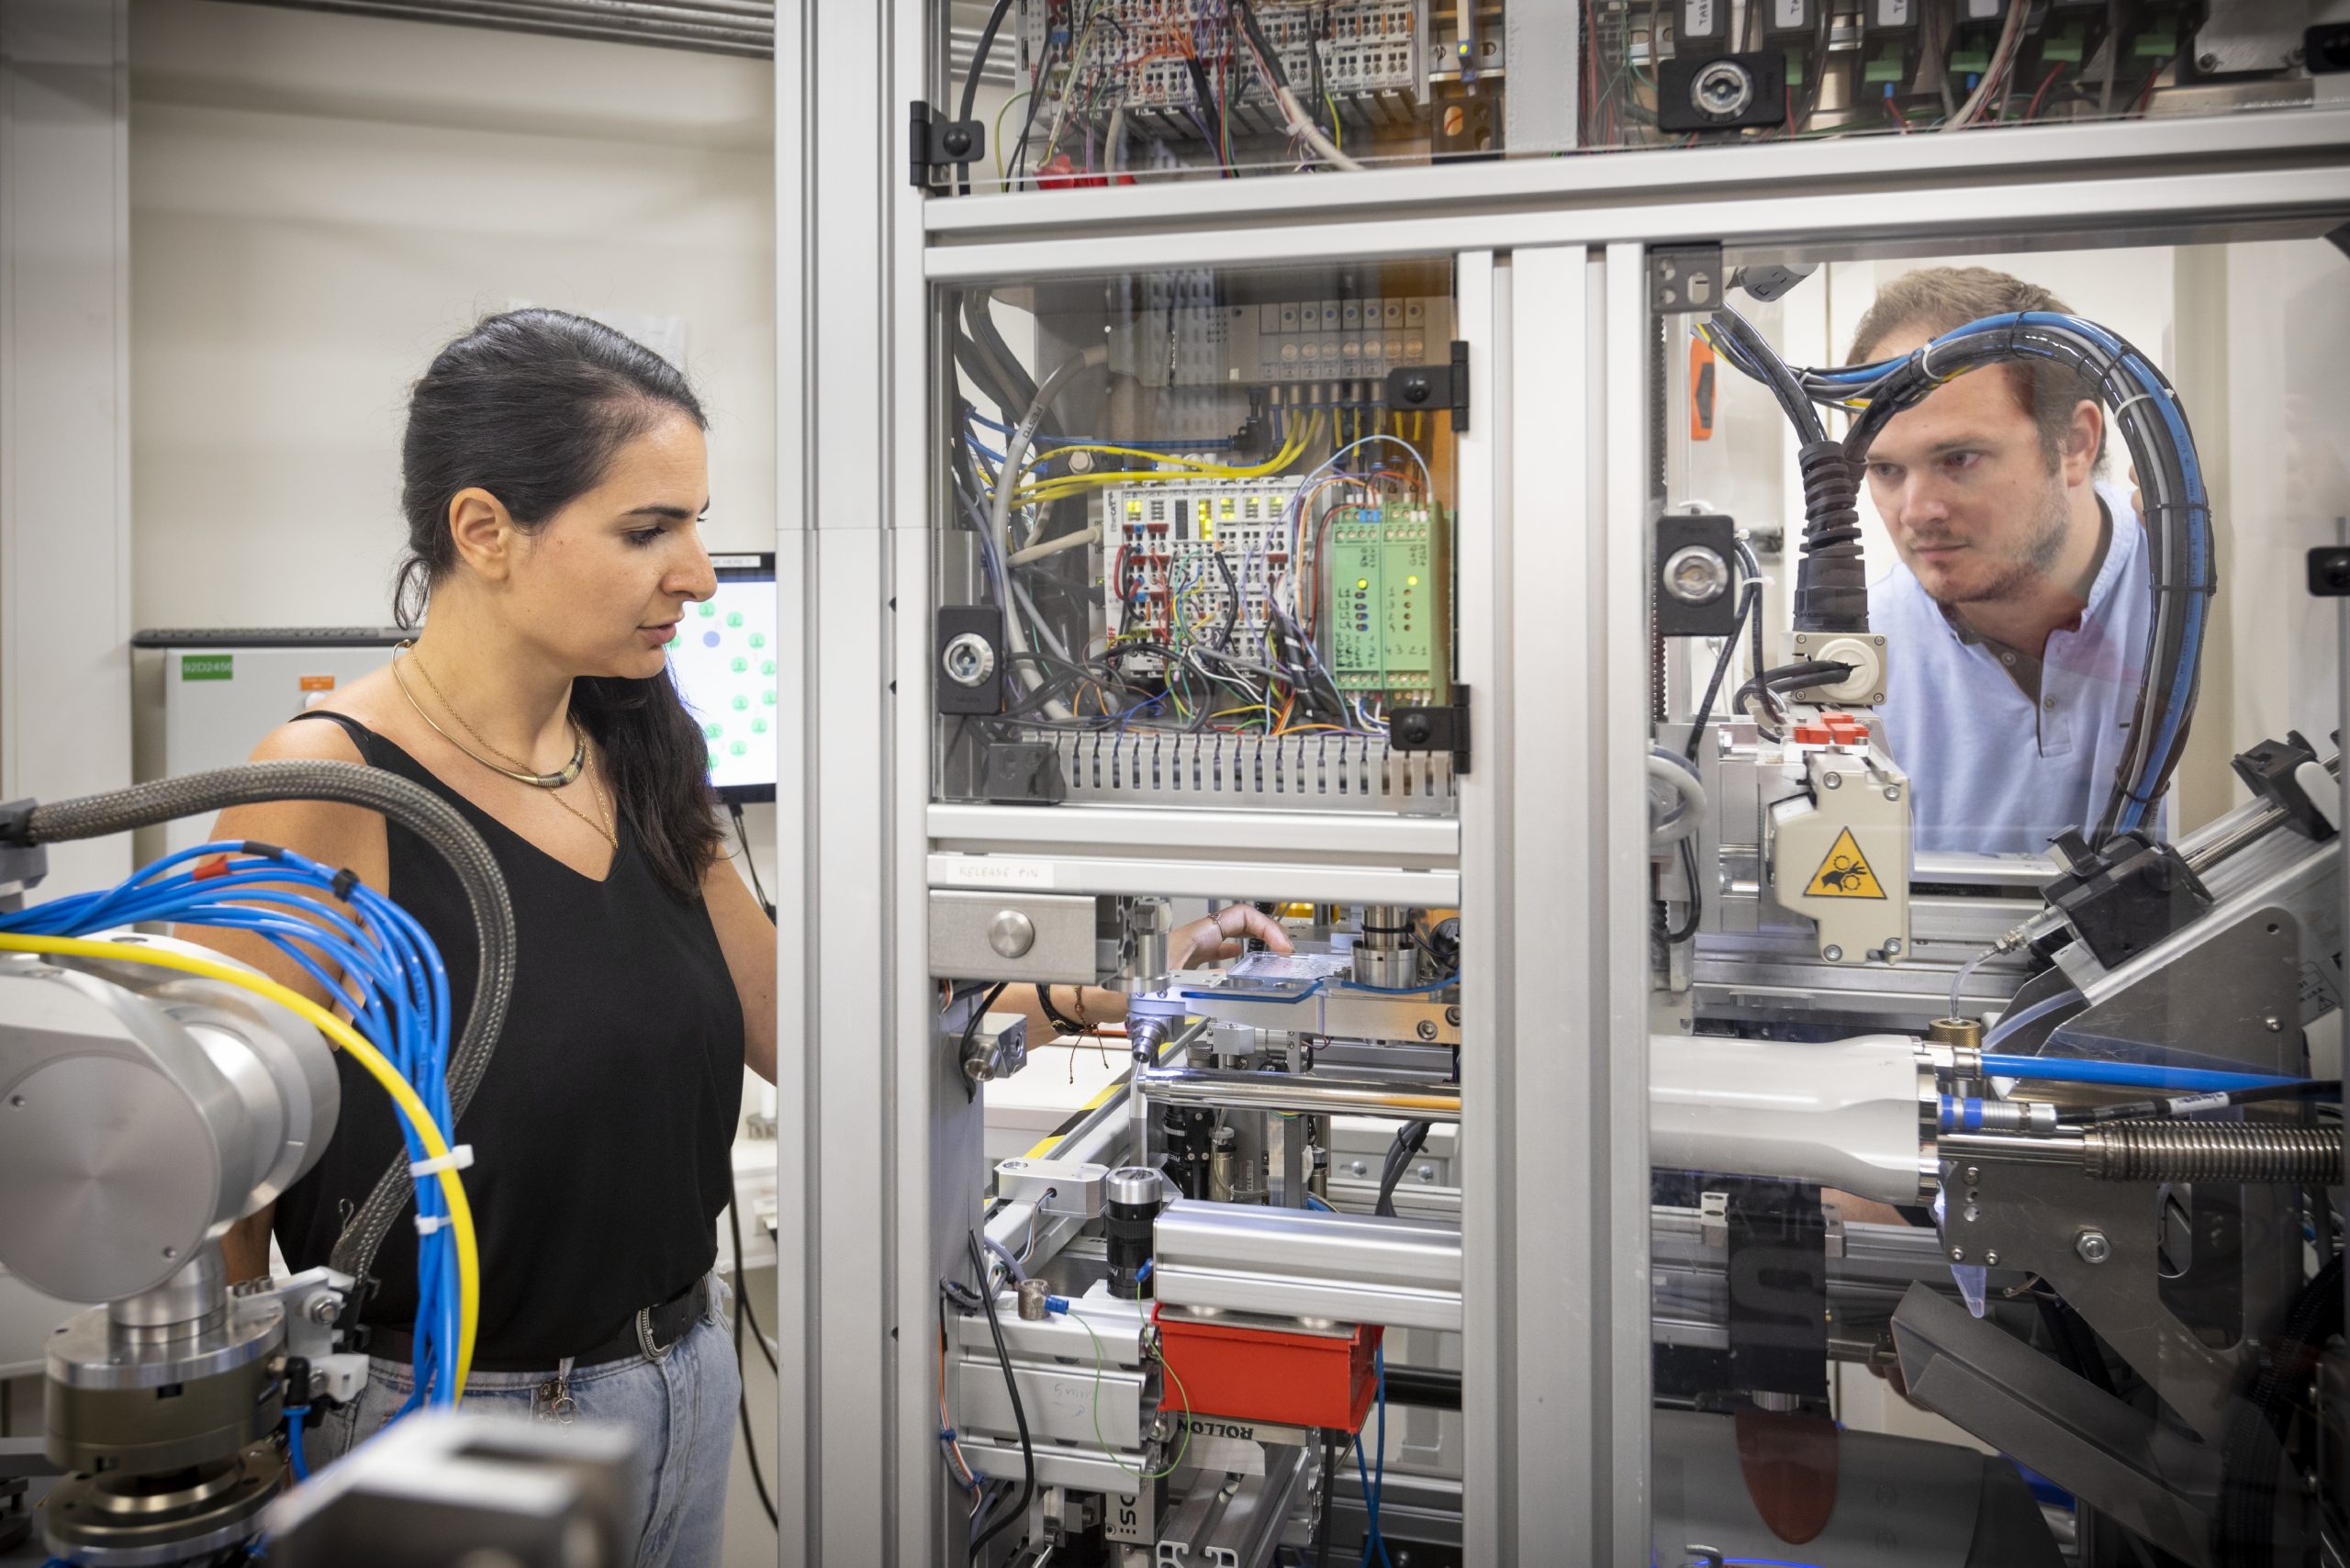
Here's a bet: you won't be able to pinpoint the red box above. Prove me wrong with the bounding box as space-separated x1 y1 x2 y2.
1152 1309 1384 1435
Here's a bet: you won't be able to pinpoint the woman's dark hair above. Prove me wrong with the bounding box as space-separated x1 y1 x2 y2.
397 308 722 899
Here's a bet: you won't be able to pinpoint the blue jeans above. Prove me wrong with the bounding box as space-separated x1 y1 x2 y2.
307 1278 742 1568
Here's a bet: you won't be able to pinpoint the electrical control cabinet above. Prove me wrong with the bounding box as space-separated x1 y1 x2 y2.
944 1 2340 187
818 16 2350 1566
936 260 1464 815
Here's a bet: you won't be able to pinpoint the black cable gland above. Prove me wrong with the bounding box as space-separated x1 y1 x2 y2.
1793 440 1869 634
1104 1193 1158 1298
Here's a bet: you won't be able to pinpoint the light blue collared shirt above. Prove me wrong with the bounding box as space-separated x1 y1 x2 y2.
1867 481 2154 856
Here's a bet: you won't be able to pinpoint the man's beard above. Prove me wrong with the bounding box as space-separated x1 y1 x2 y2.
1919 472 2072 608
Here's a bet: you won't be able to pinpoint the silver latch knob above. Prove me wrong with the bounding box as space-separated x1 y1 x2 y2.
987 909 1036 959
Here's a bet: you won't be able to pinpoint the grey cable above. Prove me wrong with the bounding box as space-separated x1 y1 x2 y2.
23 759 518 1289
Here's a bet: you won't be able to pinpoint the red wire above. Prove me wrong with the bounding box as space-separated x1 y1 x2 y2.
2025 59 2068 122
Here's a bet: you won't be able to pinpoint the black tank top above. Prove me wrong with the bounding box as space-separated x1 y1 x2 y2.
273 711 744 1363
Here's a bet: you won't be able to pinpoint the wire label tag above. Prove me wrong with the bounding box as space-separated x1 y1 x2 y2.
1804 828 1886 899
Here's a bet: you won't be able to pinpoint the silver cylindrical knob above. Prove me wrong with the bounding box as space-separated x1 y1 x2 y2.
987 909 1036 959
1104 1167 1164 1208
1662 545 1730 605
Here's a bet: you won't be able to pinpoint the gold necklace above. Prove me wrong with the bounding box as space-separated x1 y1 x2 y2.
392 644 618 851
552 744 620 852
394 644 585 787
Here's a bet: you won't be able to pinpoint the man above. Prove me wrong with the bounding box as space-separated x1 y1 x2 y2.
1852 267 2151 856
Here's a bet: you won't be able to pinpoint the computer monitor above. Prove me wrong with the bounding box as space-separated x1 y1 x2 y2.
667 552 778 805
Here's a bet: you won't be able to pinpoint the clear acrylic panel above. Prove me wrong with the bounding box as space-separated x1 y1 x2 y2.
940 2 2336 188
1644 234 2349 1566
934 261 1463 815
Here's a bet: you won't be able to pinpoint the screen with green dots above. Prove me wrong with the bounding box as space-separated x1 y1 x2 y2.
666 554 778 802
1326 502 1450 703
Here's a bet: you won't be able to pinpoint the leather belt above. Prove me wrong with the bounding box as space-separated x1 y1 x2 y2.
367 1275 711 1375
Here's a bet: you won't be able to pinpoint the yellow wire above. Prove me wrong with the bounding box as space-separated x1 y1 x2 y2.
0 933 481 1397
992 91 1032 184
1007 419 1314 504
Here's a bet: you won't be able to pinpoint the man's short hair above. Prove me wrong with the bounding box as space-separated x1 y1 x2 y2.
1846 265 2107 473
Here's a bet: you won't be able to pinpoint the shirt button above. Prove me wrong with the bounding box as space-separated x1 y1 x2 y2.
2044 697 2057 711
2001 653 2016 666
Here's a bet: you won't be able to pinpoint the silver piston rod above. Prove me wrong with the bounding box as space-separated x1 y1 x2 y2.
1135 1064 1461 1121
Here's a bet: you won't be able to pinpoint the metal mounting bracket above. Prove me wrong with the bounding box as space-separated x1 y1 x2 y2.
1383 341 1470 432
909 100 985 190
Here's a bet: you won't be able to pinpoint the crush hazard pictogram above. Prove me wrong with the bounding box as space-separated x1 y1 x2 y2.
1804 828 1886 899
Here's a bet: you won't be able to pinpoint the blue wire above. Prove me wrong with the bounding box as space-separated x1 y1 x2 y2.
285 1407 311 1482
0 842 464 1413
1304 1193 1337 1213
1982 1054 2300 1093
1354 1343 1392 1568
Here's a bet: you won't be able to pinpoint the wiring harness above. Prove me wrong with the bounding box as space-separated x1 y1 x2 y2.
0 845 476 1406
0 759 520 1409
1702 307 2214 840
949 317 1439 755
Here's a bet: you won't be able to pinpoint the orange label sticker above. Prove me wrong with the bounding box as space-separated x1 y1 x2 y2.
299 675 336 692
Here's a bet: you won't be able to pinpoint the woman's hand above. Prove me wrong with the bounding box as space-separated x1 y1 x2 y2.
1169 904 1295 970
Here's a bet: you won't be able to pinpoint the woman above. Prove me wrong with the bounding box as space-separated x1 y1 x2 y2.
207 309 775 1567
203 308 1281 1563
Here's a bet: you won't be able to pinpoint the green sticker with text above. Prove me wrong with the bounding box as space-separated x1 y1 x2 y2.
181 655 234 681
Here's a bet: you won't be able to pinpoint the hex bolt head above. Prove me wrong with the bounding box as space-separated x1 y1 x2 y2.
1950 1247 1965 1262
1416 1019 1438 1041
307 1296 341 1327
2076 1230 2112 1265
1445 1005 1461 1025
1963 1166 1979 1185
1984 1251 1999 1266
1416 1164 1435 1182
1885 786 1902 801
1884 938 1904 956
1823 773 1842 790
1823 945 1844 962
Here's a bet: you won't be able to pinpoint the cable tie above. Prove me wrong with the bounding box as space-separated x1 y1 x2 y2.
331 868 362 902
413 1214 451 1235
2105 388 2166 427
408 1145 473 1177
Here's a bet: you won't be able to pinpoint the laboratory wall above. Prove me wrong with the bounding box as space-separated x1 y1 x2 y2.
126 0 778 631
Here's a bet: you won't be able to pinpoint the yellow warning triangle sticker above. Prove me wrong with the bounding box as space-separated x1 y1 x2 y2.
1805 827 1887 899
